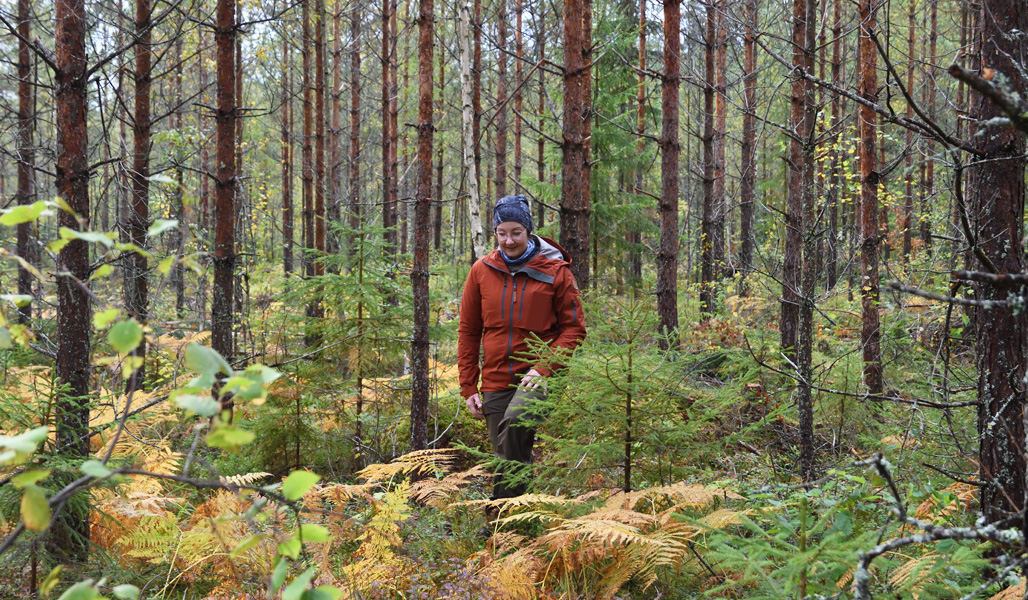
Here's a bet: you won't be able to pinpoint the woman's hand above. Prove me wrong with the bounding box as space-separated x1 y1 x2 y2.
466 393 484 418
520 368 545 390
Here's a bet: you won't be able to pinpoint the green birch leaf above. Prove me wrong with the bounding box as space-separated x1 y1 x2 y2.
80 460 112 478
0 294 33 308
157 256 175 275
88 264 114 282
296 524 330 543
93 309 122 329
282 567 316 600
11 469 50 489
112 584 140 599
185 343 232 378
147 219 178 237
270 557 289 591
174 393 220 417
21 484 50 531
282 470 320 501
207 423 255 453
56 580 103 600
108 319 143 355
0 200 46 226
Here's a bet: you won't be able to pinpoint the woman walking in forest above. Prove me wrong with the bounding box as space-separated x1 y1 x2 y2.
458 194 587 501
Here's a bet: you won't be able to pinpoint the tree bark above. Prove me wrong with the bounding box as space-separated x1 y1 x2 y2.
171 38 185 314
858 0 883 395
902 0 916 259
630 0 646 286
213 0 238 364
700 2 716 314
382 0 396 249
459 0 486 260
495 0 508 198
780 0 808 354
329 0 343 257
561 0 591 288
349 4 361 239
657 0 681 346
514 0 523 185
126 0 152 386
16 0 34 321
826 0 842 289
411 0 434 450
434 52 444 250
795 0 818 483
54 0 92 558
711 1 727 278
739 0 757 278
967 0 1028 527
282 34 294 275
315 0 327 272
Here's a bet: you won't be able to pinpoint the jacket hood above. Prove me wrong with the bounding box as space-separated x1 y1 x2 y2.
484 235 571 274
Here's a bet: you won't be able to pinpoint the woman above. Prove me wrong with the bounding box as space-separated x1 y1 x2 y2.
457 194 587 499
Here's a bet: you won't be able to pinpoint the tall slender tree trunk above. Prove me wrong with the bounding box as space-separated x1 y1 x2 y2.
967 0 1028 527
473 0 482 209
514 0 523 185
495 0 508 197
213 0 237 365
16 0 34 322
303 0 315 284
315 0 327 275
382 0 395 248
460 0 485 260
700 3 716 314
349 6 361 240
329 0 342 256
711 1 726 278
434 52 444 250
657 0 681 346
858 0 883 394
794 0 818 483
171 38 186 314
739 0 757 279
561 0 592 287
411 0 434 450
54 0 92 558
126 0 152 386
902 0 916 259
389 0 400 253
630 0 646 287
282 35 294 276
780 0 808 354
826 0 842 289
920 0 937 248
536 11 546 227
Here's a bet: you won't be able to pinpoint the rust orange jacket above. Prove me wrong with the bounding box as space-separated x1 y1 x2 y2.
457 236 587 398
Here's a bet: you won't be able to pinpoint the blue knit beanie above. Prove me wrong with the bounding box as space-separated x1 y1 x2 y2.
493 195 534 233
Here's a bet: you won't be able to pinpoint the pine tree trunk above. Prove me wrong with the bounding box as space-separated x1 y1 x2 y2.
54 0 92 559
700 3 716 314
858 0 883 395
329 0 342 257
126 0 152 386
902 0 916 259
536 13 546 227
657 0 681 346
780 0 807 354
282 35 294 276
968 0 1028 527
826 0 842 289
411 0 434 451
495 0 507 198
16 0 34 322
630 0 646 286
514 0 523 185
560 0 592 288
389 0 400 254
795 0 818 483
711 1 727 279
213 0 237 363
460 0 485 260
382 0 395 249
739 0 757 278
314 0 327 276
920 0 937 248
172 38 185 314
349 5 361 240
434 53 444 251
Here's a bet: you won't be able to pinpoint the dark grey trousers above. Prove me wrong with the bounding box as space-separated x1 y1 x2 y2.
482 386 545 499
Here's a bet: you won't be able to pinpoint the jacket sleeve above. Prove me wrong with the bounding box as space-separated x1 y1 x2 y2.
535 266 587 377
457 264 484 398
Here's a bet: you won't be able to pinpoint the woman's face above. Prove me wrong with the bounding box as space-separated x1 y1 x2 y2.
495 222 529 259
